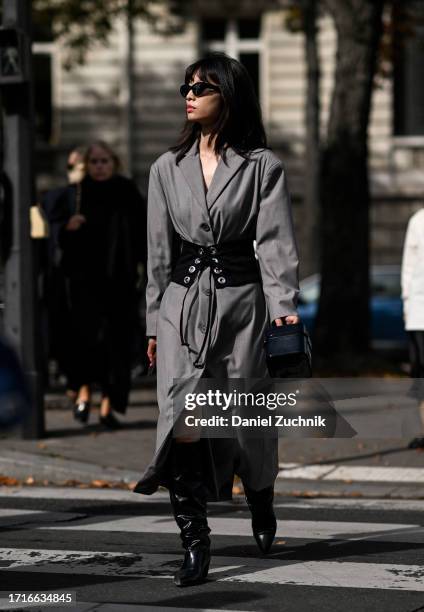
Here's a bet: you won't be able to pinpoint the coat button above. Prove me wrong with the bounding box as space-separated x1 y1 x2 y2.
189 265 196 273
199 323 207 333
200 223 211 232
217 276 226 284
184 276 191 284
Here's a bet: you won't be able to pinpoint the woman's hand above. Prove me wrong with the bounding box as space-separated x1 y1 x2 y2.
274 315 300 326
147 338 157 367
66 214 87 231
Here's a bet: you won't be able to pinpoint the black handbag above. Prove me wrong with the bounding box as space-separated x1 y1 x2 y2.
264 322 312 378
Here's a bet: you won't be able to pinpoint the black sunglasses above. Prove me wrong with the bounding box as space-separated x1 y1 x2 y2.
180 81 221 98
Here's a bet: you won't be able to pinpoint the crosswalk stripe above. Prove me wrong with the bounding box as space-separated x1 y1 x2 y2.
220 559 424 590
279 463 424 483
2 548 424 592
39 515 421 541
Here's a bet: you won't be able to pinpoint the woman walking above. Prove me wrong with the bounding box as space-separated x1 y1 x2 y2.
134 53 299 585
53 141 146 427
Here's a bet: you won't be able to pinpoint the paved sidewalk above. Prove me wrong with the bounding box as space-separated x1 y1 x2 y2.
1 383 424 499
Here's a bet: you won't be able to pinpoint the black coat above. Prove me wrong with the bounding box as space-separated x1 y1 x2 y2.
51 174 147 411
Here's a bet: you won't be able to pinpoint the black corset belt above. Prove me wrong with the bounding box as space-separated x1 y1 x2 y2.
171 239 261 368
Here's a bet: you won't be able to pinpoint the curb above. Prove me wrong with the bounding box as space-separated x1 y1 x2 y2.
0 449 140 485
274 477 424 499
2 449 424 499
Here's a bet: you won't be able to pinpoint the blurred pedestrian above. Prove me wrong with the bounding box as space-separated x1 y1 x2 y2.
133 53 299 586
401 208 424 448
41 146 86 391
53 141 147 428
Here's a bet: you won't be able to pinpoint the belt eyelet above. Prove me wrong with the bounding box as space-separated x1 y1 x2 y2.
210 246 217 254
184 276 191 284
212 257 218 263
188 265 196 273
198 248 204 255
217 276 226 284
195 258 201 264
214 267 223 274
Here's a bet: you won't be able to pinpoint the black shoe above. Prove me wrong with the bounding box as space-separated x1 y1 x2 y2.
245 484 277 554
73 401 90 424
169 441 211 587
174 546 210 587
408 437 424 449
99 412 122 429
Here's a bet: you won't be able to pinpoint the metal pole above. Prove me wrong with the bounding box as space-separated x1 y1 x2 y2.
2 0 44 438
126 0 135 176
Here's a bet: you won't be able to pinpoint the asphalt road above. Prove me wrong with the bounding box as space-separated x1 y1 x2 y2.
1 488 424 611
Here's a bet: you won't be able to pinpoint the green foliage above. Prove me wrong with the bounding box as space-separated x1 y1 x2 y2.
32 0 188 68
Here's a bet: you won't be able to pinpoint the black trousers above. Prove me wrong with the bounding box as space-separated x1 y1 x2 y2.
66 278 134 413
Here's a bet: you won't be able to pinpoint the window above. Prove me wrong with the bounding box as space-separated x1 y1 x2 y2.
201 18 262 98
393 1 424 136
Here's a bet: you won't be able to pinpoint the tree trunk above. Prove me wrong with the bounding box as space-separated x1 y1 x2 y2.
313 0 384 364
301 0 321 278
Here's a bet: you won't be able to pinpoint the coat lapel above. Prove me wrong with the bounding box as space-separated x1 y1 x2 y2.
206 147 246 209
179 139 208 211
179 138 247 211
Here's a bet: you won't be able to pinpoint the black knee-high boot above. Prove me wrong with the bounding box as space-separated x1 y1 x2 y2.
244 484 277 554
169 441 211 586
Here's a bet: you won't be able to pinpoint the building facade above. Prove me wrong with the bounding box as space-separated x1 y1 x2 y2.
33 2 424 277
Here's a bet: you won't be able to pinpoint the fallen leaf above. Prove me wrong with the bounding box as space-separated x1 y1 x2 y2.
0 475 19 486
60 479 82 487
91 479 113 488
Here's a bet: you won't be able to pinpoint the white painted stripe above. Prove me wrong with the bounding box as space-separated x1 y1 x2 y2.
0 509 45 518
279 463 424 483
0 548 241 579
40 515 420 541
275 498 424 511
221 560 424 591
2 548 424 592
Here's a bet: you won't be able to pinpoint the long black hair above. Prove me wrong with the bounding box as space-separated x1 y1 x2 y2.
170 52 268 163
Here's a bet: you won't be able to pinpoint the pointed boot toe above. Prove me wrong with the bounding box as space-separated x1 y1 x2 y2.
245 484 277 555
254 525 277 554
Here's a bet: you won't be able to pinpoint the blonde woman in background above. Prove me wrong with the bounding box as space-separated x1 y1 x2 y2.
53 141 147 428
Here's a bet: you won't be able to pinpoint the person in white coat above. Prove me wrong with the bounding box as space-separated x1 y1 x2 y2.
401 207 424 447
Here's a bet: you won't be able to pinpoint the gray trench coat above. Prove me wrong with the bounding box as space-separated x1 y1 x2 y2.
134 138 299 501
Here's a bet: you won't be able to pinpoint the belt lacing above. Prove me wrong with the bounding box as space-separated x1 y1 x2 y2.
179 246 219 369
